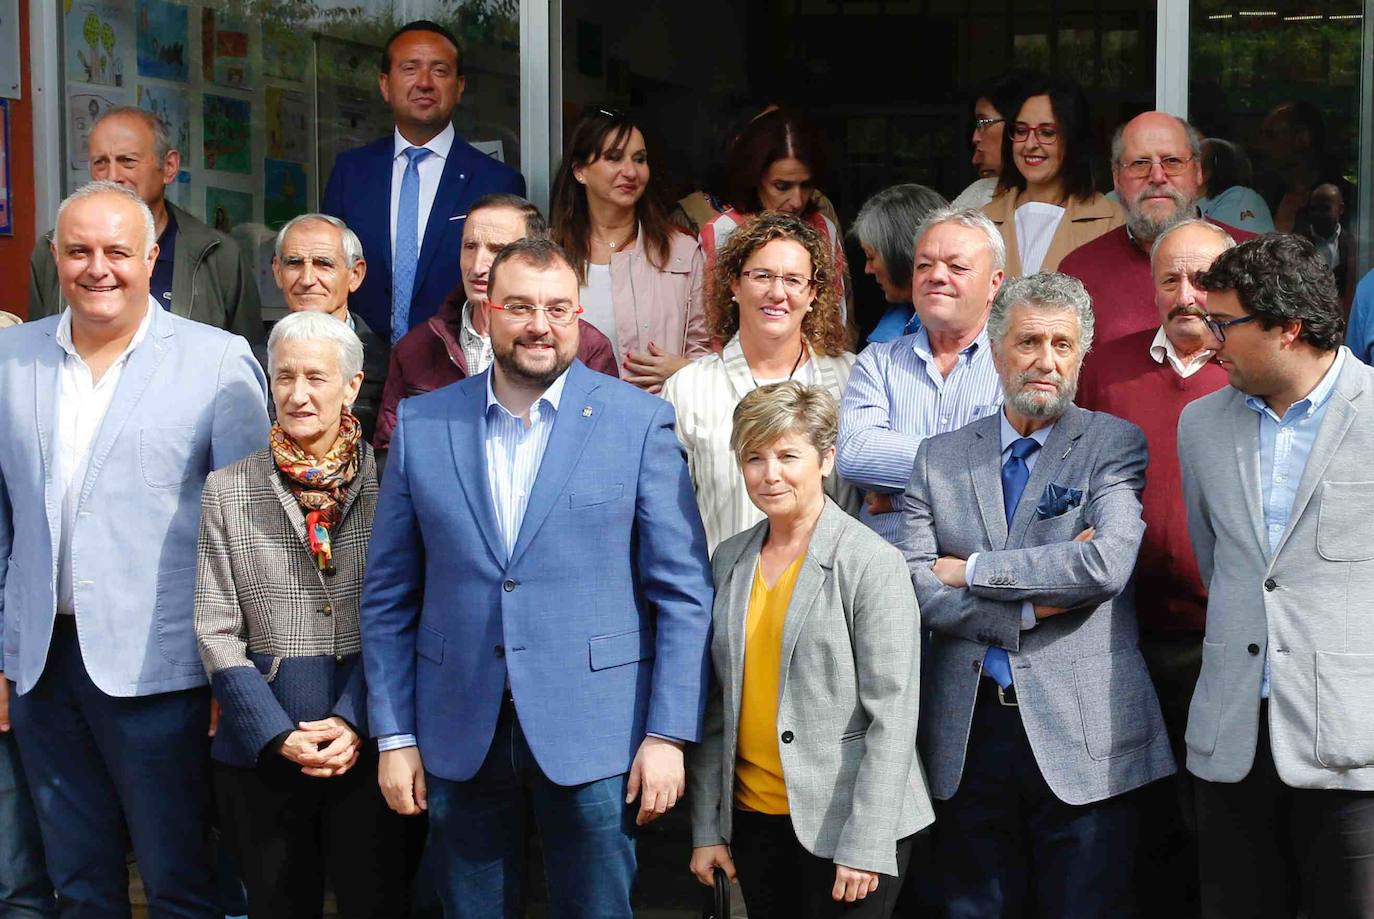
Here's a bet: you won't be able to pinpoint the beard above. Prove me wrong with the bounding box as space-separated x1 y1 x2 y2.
492 333 573 387
1006 368 1078 421
1125 183 1195 242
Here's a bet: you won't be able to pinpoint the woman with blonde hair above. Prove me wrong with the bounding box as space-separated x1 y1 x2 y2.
661 212 856 554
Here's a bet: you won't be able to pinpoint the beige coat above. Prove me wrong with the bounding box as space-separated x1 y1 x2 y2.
983 187 1124 278
605 228 710 368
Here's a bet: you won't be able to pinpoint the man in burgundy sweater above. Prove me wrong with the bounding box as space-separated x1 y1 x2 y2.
1060 112 1255 349
375 194 618 451
1077 217 1235 917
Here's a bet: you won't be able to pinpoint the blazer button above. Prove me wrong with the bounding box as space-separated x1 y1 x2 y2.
780 730 794 744
494 644 505 658
1264 578 1277 591
1248 643 1260 655
972 660 981 674
322 604 333 617
503 579 517 592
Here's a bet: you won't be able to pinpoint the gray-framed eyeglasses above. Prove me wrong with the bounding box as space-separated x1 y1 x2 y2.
489 302 584 325
740 268 817 295
973 116 1004 133
1117 155 1196 179
1204 313 1257 343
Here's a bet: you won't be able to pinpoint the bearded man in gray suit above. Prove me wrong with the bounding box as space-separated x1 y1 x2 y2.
1180 234 1374 919
898 271 1174 919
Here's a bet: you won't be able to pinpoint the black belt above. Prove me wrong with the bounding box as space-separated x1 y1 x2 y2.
978 677 1018 707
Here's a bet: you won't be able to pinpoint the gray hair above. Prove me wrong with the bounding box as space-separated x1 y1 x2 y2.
56 180 157 255
1110 114 1203 168
274 213 365 268
913 205 1006 272
94 105 173 162
730 382 839 464
849 184 949 292
988 272 1095 354
1149 218 1237 271
267 309 365 384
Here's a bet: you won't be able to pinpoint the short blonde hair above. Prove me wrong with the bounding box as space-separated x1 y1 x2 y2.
730 381 838 463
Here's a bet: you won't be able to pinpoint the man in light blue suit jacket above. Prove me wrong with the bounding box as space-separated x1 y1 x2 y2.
361 238 713 918
0 182 269 917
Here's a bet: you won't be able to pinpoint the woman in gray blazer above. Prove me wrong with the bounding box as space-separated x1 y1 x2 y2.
194 310 409 918
688 382 933 918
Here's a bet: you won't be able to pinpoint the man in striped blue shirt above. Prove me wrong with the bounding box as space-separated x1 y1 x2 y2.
361 237 713 919
838 206 1007 543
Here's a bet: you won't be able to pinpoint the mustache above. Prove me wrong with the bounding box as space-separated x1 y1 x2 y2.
1167 305 1207 321
1013 369 1066 389
1133 183 1187 208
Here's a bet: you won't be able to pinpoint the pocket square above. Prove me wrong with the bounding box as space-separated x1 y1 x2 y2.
1036 483 1083 520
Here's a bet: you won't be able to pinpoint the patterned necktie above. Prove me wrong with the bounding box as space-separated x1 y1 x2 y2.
392 146 433 344
982 436 1042 689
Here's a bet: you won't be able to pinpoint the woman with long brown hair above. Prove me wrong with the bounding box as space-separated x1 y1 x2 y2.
550 108 710 392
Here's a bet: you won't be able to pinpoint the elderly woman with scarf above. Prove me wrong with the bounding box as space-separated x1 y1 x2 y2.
194 310 409 919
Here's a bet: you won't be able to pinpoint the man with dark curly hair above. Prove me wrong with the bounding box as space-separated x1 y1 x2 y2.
1179 233 1374 918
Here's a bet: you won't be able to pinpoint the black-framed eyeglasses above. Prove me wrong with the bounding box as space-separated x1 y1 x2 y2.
1203 313 1257 343
973 116 1004 133
1117 155 1196 179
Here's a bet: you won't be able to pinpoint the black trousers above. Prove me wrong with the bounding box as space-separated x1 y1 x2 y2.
1194 707 1374 919
730 808 915 919
214 748 412 919
1135 629 1204 918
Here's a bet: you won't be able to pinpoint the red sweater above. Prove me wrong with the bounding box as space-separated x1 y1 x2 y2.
1059 222 1255 348
1077 329 1230 632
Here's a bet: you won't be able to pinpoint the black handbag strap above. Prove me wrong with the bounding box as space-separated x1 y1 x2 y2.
702 865 731 919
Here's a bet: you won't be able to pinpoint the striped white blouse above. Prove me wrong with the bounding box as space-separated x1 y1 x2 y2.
661 335 857 556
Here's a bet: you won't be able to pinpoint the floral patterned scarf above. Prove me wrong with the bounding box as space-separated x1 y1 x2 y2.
270 412 362 571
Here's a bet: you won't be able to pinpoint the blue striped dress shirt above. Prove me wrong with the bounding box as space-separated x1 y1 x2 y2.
378 368 568 754
837 326 1003 543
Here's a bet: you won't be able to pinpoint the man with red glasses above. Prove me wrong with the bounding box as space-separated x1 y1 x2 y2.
1060 111 1255 350
360 236 713 918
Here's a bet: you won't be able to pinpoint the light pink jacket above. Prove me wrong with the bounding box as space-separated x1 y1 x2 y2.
606 227 711 367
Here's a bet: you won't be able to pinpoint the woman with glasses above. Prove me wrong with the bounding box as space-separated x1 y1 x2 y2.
550 109 711 392
699 109 854 343
982 75 1123 277
952 69 1044 211
661 212 857 554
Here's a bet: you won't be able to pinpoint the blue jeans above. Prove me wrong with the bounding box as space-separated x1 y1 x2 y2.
0 727 55 916
425 700 637 919
11 619 217 919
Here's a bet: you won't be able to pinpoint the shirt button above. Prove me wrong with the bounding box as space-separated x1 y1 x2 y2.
503 579 517 592
1248 643 1260 655
1264 578 1277 591
780 731 794 744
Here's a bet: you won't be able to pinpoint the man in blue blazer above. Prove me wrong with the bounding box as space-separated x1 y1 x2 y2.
361 237 713 917
322 20 526 345
0 182 269 917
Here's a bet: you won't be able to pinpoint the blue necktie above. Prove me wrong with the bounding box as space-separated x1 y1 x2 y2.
982 436 1042 689
392 146 432 344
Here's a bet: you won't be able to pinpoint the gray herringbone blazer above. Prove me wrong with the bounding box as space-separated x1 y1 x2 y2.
897 404 1175 805
194 444 378 765
1179 351 1374 789
688 499 934 877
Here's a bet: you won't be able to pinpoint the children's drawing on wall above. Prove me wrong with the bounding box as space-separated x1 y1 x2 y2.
65 1 132 88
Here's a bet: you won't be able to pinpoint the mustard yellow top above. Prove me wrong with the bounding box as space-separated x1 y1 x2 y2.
734 553 805 814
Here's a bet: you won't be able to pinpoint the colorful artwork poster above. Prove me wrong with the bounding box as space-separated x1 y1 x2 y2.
262 20 309 83
67 89 131 169
264 159 307 228
135 0 187 82
205 186 253 234
65 1 133 88
203 93 251 174
137 83 189 157
201 9 252 90
266 86 309 163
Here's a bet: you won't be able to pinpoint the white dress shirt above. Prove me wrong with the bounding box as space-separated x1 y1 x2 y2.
389 123 456 262
1014 202 1066 276
54 296 157 615
1149 327 1214 379
459 300 494 375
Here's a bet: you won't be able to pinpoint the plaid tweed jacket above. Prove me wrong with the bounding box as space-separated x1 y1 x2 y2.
194 443 378 765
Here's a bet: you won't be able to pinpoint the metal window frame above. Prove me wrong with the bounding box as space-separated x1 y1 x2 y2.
521 0 560 212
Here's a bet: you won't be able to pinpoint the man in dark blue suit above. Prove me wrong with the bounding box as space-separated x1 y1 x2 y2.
361 238 713 918
322 20 525 344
